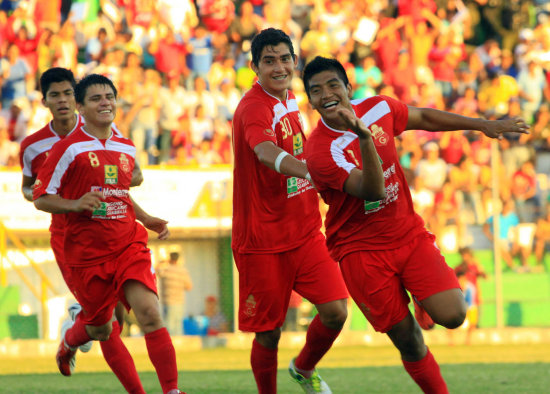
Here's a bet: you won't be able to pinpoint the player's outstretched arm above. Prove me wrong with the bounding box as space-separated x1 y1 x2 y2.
254 141 312 183
34 192 104 214
338 108 386 201
406 107 529 139
21 175 35 202
130 196 170 240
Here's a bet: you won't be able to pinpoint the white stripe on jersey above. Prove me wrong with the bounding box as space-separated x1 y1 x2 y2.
45 139 136 194
22 136 59 176
330 132 358 174
356 100 391 127
270 99 299 131
106 139 136 157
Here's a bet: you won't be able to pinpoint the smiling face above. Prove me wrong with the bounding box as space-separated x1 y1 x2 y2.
307 70 353 130
76 84 116 129
251 42 296 101
42 80 76 122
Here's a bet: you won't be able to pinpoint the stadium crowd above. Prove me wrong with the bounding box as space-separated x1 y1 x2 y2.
1 0 550 266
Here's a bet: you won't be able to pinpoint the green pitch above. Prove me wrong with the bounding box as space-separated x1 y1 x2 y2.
1 344 549 393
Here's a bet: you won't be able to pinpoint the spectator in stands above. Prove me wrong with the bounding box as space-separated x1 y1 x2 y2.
483 199 527 272
0 115 18 166
188 24 214 82
1 43 31 109
416 141 448 193
534 207 550 270
157 252 193 336
517 58 548 125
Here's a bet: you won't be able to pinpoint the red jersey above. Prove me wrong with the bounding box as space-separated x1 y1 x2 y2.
19 114 84 235
231 82 320 253
33 126 145 267
305 95 426 261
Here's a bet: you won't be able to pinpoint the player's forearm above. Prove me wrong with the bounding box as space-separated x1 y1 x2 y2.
34 194 78 214
358 135 386 201
254 141 309 179
22 186 34 202
409 107 489 133
130 195 149 222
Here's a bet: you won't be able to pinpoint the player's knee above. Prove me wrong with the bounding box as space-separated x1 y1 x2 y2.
256 328 281 348
322 307 347 329
135 305 162 329
91 324 113 341
438 303 467 329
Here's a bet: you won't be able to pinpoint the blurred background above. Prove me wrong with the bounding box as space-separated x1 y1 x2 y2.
0 0 550 346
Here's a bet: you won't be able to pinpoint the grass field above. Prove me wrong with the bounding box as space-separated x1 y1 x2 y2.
1 343 550 393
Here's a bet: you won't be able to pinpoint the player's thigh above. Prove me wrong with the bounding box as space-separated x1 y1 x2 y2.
117 242 159 313
401 232 460 302
233 252 294 332
293 233 348 306
68 264 118 326
50 232 75 293
340 250 409 333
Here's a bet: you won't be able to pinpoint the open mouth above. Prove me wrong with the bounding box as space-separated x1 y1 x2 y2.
273 75 286 80
323 101 338 109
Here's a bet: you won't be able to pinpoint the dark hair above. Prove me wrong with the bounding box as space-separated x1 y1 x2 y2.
302 56 350 97
39 68 76 97
75 74 117 104
251 28 295 67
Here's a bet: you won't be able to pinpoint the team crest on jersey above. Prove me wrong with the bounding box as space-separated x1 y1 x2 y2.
104 165 118 184
264 128 275 137
244 294 257 317
370 124 388 146
119 153 130 173
293 133 303 155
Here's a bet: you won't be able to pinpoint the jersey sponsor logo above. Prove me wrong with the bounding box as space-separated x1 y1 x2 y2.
264 128 275 137
370 124 388 146
104 165 118 184
244 294 257 317
297 112 305 131
119 153 130 173
293 133 303 155
90 186 129 198
92 202 108 217
286 176 314 198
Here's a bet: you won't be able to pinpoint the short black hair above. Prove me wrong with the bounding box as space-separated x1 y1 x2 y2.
39 68 76 97
75 74 117 104
251 28 295 67
302 56 350 98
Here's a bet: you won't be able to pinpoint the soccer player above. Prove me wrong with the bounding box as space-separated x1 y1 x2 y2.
33 74 182 394
19 68 161 393
302 56 529 393
232 29 348 394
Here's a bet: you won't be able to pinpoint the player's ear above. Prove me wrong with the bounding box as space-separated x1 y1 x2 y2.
346 83 353 99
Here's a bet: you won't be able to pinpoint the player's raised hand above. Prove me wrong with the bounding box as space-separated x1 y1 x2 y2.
336 108 372 139
482 116 529 140
141 216 170 240
74 191 104 212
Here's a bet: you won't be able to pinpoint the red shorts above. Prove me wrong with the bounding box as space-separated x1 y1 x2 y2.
67 241 158 326
50 232 75 294
234 232 348 332
340 231 459 333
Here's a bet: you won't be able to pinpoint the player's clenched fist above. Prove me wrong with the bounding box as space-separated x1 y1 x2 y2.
73 191 104 212
336 108 372 139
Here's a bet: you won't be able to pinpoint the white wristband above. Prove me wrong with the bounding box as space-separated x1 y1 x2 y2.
274 151 290 173
305 172 313 184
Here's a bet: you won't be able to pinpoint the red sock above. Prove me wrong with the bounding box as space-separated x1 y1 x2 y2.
64 315 91 348
145 327 179 394
251 339 278 394
100 321 145 394
295 314 341 371
402 348 448 394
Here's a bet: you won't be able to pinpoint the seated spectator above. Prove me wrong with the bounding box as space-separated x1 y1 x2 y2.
204 295 228 335
0 116 18 166
511 160 539 222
